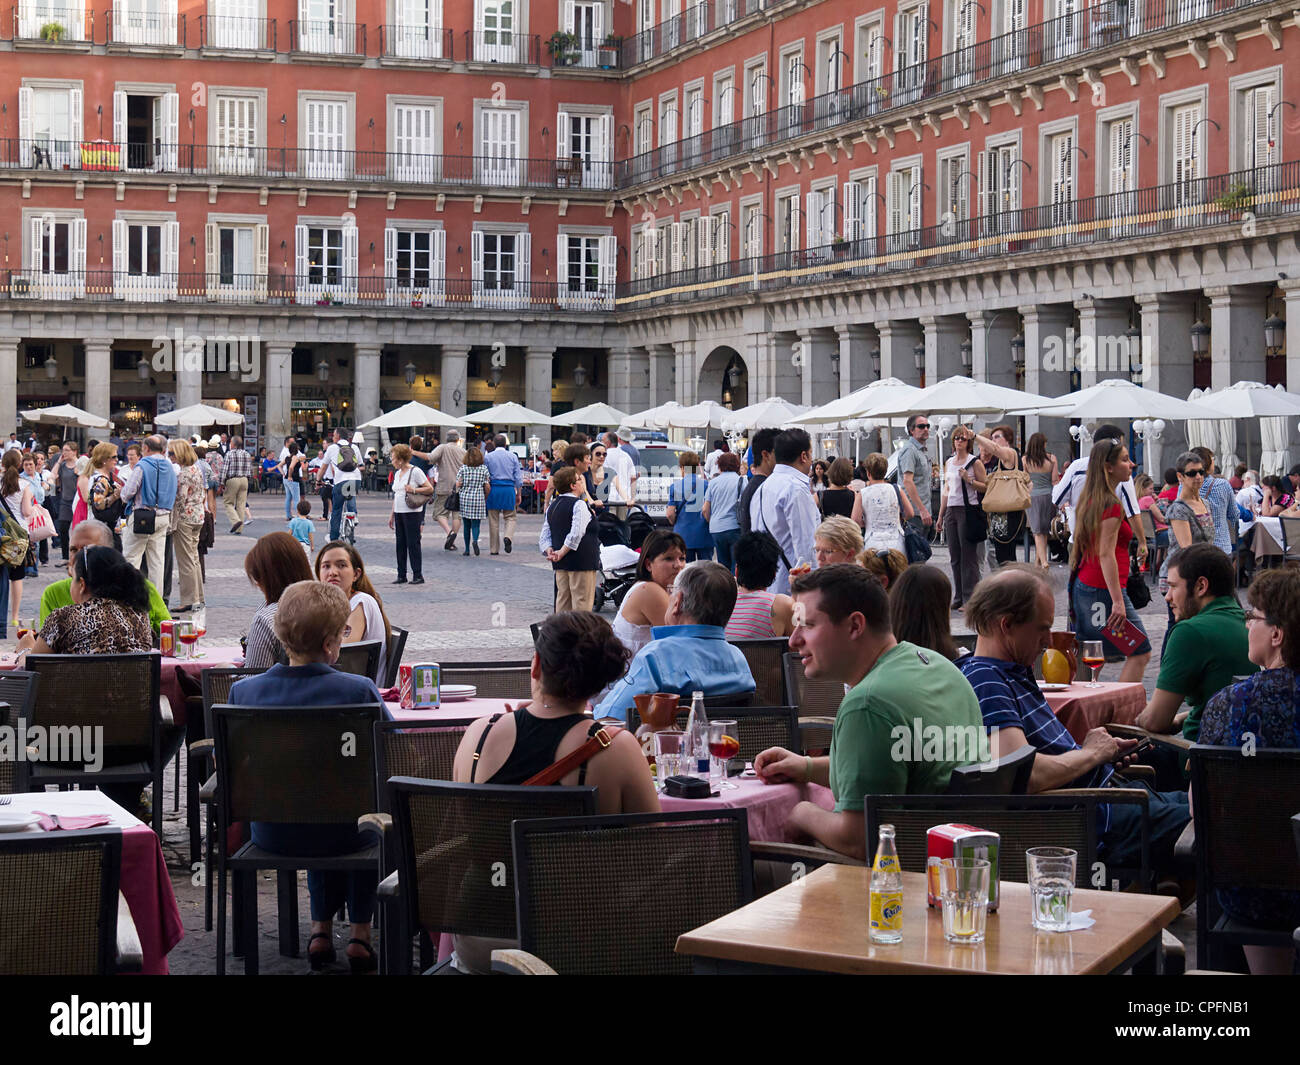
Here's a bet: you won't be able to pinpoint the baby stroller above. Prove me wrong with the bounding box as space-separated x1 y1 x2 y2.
592 507 648 613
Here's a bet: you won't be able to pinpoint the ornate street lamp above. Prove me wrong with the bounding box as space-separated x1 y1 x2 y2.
1190 320 1211 360
573 362 588 388
959 338 972 370
912 341 924 371
317 359 330 382
136 355 150 381
1010 332 1026 368
404 361 417 386
44 353 58 380
1264 314 1285 351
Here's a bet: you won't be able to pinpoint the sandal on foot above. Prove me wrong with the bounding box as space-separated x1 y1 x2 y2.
346 938 377 975
308 932 336 971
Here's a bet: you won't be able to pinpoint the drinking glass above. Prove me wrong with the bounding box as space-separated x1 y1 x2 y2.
1081 640 1104 688
191 606 207 657
15 617 34 643
1026 847 1077 932
175 620 197 661
708 720 740 791
938 858 991 945
652 730 683 791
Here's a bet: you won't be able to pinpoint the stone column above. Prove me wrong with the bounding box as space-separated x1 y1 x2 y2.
263 341 295 445
876 320 923 386
969 310 1019 391
607 346 650 414
672 341 693 407
769 331 801 409
1135 293 1197 460
0 337 18 437
797 328 838 409
1208 285 1268 468
1075 296 1134 388
647 344 675 407
834 324 875 397
743 333 777 405
1019 304 1073 462
1283 282 1300 394
525 345 555 446
440 345 470 417
83 338 112 424
353 343 382 453
920 315 967 388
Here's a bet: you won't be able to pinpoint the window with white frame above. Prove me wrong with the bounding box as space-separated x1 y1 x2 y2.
1238 80 1280 171
298 0 352 54
209 0 266 49
26 214 87 298
301 95 351 180
633 103 653 155
743 57 767 146
814 32 845 130
658 94 678 168
777 190 801 254
556 109 612 188
295 221 358 297
685 86 704 140
740 201 763 259
781 49 805 137
392 0 444 58
564 0 604 63
472 0 518 61
937 151 970 235
213 93 259 175
1047 0 1080 61
855 15 885 88
390 99 440 182
471 229 531 306
886 162 922 248
805 185 835 253
385 225 446 304
18 85 83 170
113 0 179 45
980 140 1021 234
662 0 680 49
896 2 929 104
18 0 88 40
205 220 269 299
948 0 976 87
559 232 615 306
996 0 1025 73
844 175 878 244
478 104 521 185
1168 100 1203 205
112 216 179 298
1047 129 1076 230
708 209 731 265
636 0 654 59
668 218 696 273
113 88 179 172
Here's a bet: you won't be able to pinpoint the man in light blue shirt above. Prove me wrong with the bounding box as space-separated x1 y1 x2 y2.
595 561 756 722
484 434 523 554
748 428 820 594
1193 446 1236 555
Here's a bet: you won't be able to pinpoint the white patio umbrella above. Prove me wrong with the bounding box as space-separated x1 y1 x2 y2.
621 401 681 429
550 402 628 428
1190 382 1300 470
792 378 924 426
1185 388 1220 468
19 403 110 429
1007 379 1210 420
658 399 731 429
870 375 1074 419
720 396 810 431
356 400 472 430
153 402 246 427
467 401 556 426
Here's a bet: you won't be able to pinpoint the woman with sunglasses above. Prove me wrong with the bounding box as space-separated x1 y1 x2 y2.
1158 451 1216 651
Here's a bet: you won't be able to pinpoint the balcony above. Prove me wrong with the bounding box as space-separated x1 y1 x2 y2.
618 0 1277 188
622 0 763 67
198 14 275 51
2 270 614 312
463 29 540 65
288 18 365 57
105 4 181 46
379 23 453 59
548 31 624 69
14 5 93 42
619 161 1300 307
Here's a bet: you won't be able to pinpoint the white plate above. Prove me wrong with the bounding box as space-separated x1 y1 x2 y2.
0 811 42 833
438 684 477 700
1038 682 1072 692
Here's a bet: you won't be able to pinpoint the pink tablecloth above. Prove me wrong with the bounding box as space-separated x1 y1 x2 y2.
1045 681 1147 743
661 777 835 842
162 645 245 726
5 790 184 975
384 696 520 722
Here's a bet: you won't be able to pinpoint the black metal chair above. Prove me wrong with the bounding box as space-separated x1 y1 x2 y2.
498 809 753 975
0 829 141 974
382 627 410 689
440 664 532 698
728 637 790 706
782 651 845 718
0 669 38 795
334 639 384 682
210 702 385 975
0 702 25 795
945 743 1037 795
626 704 799 764
25 653 169 838
381 777 596 973
1188 744 1300 970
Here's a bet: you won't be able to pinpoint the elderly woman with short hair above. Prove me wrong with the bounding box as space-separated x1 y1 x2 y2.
228 580 385 973
814 515 865 568
388 443 432 585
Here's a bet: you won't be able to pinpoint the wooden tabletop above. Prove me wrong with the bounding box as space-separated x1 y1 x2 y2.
676 867 1181 975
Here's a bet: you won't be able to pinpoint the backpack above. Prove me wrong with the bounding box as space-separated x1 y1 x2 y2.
0 496 30 567
336 444 358 473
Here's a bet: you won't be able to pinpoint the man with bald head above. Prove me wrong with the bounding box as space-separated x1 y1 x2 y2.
38 519 171 632
957 565 1189 878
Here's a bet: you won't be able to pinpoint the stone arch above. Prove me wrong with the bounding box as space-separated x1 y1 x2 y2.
699 345 749 410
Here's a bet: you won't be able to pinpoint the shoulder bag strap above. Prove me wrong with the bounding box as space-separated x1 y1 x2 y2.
752 482 793 571
469 712 505 783
524 723 624 787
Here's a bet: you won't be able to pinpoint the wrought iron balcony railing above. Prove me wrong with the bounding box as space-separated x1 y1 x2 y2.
198 14 275 50
14 4 93 42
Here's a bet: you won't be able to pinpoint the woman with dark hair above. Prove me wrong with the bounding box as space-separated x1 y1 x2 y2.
0 448 35 628
451 610 659 973
243 530 316 668
820 457 856 519
315 541 391 676
725 530 795 639
810 459 830 509
1199 567 1300 974
975 424 1027 565
1260 474 1294 517
702 451 744 572
609 529 686 657
282 440 306 523
890 564 960 661
18 544 151 656
1024 432 1060 570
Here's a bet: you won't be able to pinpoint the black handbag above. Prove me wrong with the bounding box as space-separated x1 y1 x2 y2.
893 484 931 563
1126 550 1151 609
445 489 461 512
132 462 158 535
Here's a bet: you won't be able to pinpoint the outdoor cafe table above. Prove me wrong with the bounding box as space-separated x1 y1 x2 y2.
676 866 1180 974
4 789 184 975
1043 681 1147 744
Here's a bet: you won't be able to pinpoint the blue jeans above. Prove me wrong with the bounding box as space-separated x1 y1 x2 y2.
330 482 356 542
1070 580 1152 662
462 518 481 553
284 479 301 521
712 528 740 573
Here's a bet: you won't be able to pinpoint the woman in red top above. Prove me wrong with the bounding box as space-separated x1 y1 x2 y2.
1069 439 1151 683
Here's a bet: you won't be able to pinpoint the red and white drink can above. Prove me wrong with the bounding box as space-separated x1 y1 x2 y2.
160 620 175 657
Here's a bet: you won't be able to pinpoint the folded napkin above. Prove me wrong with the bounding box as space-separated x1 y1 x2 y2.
34 812 113 831
1063 909 1095 931
380 685 401 702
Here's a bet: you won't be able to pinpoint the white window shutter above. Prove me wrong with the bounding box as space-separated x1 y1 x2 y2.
18 87 33 168
1110 120 1126 193
1254 85 1276 167
516 231 531 304
864 176 878 236
383 226 397 300
71 218 87 295
843 180 859 239
598 234 616 304
205 221 219 297
564 0 576 33
162 92 179 170
556 110 571 160
69 88 83 146
909 170 922 228
889 172 903 233
600 111 613 165
557 233 569 299
113 90 126 160
430 228 446 301
805 191 817 249
918 1 929 64
29 216 44 277
470 229 484 299
112 219 126 297
790 197 801 251
669 222 683 272
254 222 269 301
163 221 179 295
294 223 308 288
696 216 710 267
342 225 358 298
592 3 604 43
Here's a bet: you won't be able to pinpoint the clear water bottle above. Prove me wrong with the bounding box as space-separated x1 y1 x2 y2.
684 690 710 779
870 824 904 944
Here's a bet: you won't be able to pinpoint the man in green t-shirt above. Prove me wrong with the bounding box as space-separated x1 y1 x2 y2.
755 564 986 859
1137 543 1255 742
38 519 170 633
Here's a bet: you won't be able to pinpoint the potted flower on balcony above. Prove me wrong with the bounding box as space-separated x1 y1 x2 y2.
40 21 67 41
598 34 622 68
410 291 425 308
1213 181 1254 214
832 235 851 259
316 291 335 306
547 30 579 66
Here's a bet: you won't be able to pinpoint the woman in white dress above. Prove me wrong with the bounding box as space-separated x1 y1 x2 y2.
851 452 912 553
609 530 686 659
